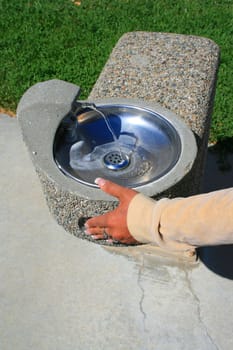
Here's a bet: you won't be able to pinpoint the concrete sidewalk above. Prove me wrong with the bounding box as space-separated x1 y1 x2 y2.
0 114 233 350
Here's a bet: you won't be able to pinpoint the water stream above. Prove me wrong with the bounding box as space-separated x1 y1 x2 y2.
87 104 125 160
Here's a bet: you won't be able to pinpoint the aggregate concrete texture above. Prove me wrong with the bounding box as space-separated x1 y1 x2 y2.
1 114 233 349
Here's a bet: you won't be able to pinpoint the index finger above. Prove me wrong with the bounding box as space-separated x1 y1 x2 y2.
95 178 137 200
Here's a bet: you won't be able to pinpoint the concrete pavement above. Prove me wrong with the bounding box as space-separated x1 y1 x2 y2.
1 114 233 349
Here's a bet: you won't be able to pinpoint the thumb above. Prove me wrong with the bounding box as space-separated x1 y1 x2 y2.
95 178 137 200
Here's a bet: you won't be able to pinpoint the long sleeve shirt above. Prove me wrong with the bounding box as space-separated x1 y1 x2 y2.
127 188 233 253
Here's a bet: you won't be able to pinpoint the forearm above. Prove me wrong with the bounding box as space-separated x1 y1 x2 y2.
127 188 233 251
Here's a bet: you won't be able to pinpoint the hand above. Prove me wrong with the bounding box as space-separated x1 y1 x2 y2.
85 178 139 244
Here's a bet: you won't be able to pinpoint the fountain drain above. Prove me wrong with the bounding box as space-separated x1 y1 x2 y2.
103 151 130 171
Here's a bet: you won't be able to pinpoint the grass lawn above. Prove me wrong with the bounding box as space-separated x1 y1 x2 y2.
0 0 232 142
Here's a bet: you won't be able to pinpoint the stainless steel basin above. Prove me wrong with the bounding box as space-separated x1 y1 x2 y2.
53 103 182 188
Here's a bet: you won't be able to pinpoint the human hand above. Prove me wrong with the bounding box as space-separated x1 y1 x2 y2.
85 178 139 244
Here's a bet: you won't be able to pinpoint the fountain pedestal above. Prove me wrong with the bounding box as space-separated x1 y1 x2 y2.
17 32 219 258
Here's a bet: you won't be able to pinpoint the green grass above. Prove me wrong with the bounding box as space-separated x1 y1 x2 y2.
0 0 232 141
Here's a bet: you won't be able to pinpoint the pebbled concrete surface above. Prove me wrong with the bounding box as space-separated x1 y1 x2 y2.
1 114 233 350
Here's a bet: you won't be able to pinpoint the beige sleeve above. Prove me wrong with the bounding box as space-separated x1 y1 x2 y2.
127 188 233 252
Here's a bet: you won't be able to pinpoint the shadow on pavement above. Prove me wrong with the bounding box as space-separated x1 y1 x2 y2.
198 245 233 280
200 139 233 279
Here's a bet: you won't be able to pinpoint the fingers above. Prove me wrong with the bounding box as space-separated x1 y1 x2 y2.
85 225 117 243
85 224 138 245
85 211 112 229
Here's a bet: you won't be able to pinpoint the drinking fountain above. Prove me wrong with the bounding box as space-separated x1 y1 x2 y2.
17 79 197 246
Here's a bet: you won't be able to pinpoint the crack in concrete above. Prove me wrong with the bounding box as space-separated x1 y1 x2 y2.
137 254 148 333
184 268 220 350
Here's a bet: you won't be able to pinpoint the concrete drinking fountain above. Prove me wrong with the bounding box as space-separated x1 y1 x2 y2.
17 79 197 250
